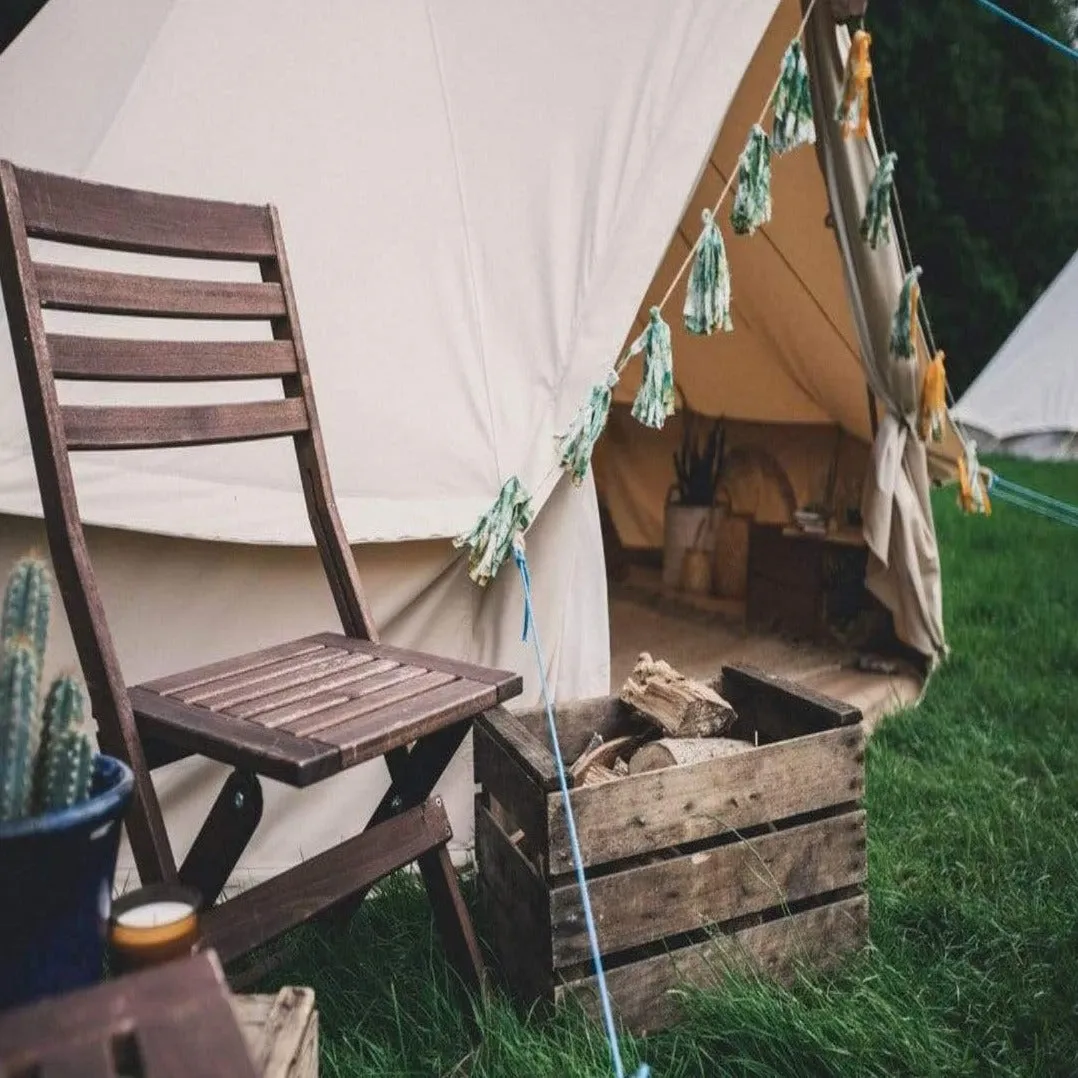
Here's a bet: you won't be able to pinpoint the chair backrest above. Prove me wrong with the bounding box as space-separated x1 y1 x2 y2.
0 160 378 879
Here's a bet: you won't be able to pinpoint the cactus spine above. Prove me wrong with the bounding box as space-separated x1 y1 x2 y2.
36 675 91 813
1 556 51 663
0 555 96 822
0 641 41 820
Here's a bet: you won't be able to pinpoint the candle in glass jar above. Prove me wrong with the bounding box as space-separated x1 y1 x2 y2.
108 884 202 973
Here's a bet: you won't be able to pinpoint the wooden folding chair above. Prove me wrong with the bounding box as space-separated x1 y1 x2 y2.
0 161 523 990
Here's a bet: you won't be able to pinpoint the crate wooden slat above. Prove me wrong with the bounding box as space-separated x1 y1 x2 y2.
232 988 319 1078
558 894 869 1035
474 663 869 1034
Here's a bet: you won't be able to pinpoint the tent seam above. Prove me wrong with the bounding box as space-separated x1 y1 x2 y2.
423 0 503 486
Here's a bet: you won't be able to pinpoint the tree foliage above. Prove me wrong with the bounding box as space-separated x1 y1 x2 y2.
867 0 1078 392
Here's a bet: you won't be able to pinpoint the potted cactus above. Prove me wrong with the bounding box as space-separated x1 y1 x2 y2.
0 554 133 1010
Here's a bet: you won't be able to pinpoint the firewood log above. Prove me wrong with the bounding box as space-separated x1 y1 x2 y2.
628 737 753 774
569 734 641 783
619 652 737 738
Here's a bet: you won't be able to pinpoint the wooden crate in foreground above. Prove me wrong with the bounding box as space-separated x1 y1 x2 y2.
474 664 868 1034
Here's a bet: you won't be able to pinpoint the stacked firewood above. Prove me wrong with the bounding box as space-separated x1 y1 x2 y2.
568 652 753 784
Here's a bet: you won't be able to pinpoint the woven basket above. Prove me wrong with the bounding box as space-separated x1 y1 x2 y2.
713 512 751 599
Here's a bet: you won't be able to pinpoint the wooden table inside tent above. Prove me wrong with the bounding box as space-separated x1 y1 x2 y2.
746 523 870 641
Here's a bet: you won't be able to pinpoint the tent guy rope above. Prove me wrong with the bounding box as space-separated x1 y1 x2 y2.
971 0 1078 62
513 539 649 1078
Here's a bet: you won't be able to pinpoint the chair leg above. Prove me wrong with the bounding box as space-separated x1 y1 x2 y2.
179 770 263 906
417 825 485 996
327 720 471 928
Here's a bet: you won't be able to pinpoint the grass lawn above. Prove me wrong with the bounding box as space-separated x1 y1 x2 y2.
265 457 1078 1077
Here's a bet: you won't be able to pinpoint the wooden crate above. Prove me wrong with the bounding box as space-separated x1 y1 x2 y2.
232 988 318 1078
473 664 868 1034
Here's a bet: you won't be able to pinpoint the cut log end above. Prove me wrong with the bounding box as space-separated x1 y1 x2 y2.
619 653 737 738
629 737 754 775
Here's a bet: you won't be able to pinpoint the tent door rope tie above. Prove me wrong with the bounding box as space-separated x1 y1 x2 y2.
512 538 649 1078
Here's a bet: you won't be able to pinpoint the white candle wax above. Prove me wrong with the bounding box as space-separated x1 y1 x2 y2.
115 899 194 929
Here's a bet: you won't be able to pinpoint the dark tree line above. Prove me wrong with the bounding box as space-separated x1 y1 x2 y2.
867 0 1078 392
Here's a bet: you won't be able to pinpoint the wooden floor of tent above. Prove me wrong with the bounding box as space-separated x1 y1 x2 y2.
608 568 923 734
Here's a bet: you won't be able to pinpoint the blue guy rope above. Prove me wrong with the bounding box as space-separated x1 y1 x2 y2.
987 473 1078 528
971 0 1078 62
512 538 650 1078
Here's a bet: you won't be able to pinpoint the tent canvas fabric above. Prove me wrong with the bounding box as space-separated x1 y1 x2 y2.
953 249 1078 460
0 0 949 881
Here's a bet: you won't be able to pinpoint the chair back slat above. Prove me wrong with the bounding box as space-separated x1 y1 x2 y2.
36 263 286 320
61 399 309 451
47 336 298 382
15 165 276 260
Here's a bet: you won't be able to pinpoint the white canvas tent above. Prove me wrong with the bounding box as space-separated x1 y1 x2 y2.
953 249 1078 460
0 0 952 883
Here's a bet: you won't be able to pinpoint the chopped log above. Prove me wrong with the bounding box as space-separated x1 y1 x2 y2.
619 653 737 738
582 764 620 786
569 734 641 783
629 737 753 775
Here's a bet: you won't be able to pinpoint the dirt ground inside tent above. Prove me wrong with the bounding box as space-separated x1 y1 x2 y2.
607 566 924 734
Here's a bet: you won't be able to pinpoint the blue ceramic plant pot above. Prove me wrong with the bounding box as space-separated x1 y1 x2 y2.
0 755 134 1010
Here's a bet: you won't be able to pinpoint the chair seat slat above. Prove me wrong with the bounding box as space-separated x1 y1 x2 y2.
36 263 285 319
62 399 308 450
47 335 298 381
320 680 496 767
15 165 275 260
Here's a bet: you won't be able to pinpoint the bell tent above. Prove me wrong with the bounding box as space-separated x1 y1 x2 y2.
0 0 954 883
953 249 1078 460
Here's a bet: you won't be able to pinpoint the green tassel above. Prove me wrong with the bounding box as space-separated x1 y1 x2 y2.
630 307 675 430
683 210 733 336
730 125 772 236
0 640 40 821
557 371 618 486
2 556 50 668
771 40 815 155
39 725 94 813
889 266 922 362
861 151 897 250
454 477 534 587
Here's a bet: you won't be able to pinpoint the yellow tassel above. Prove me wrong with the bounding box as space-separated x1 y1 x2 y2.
836 30 872 139
919 351 947 442
957 441 991 516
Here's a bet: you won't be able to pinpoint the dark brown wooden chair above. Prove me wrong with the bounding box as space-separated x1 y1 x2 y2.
0 951 261 1078
0 161 523 990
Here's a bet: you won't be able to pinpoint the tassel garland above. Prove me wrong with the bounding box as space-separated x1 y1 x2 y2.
771 40 816 155
683 209 733 336
861 151 897 249
630 307 675 430
453 476 534 586
889 266 922 362
730 125 773 236
835 29 872 139
957 440 991 515
557 371 619 485
919 350 947 443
